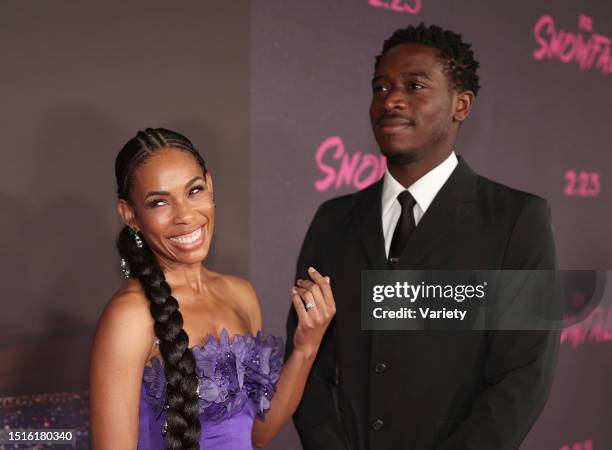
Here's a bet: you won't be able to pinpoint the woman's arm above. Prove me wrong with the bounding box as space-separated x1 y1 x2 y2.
89 290 153 450
251 267 335 448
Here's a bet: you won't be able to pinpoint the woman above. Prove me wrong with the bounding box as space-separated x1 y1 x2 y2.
89 128 335 449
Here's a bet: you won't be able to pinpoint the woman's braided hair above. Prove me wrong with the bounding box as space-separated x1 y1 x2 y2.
115 128 207 449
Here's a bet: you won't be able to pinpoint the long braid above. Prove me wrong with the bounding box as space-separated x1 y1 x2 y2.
115 128 206 449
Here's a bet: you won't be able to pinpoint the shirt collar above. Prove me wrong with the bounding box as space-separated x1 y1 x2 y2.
382 151 458 216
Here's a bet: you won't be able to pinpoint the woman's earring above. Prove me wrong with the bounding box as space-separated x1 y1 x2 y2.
120 258 131 278
129 227 143 248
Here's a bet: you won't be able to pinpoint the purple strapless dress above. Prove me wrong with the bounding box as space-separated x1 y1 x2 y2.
137 329 284 450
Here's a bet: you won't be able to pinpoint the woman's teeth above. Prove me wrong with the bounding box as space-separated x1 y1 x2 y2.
169 227 202 244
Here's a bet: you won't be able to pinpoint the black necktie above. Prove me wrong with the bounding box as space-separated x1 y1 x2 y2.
389 190 416 266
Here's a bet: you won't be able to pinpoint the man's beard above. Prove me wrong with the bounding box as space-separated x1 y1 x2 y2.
380 124 449 164
381 146 420 164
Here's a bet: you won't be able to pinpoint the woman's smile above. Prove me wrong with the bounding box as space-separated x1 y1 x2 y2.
168 226 204 250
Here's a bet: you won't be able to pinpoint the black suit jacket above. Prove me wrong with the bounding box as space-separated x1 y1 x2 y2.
286 157 559 450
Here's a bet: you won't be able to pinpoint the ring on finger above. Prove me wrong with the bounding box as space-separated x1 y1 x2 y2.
305 302 317 310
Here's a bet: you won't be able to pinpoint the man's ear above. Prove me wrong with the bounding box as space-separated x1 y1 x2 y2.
117 199 138 230
453 90 475 123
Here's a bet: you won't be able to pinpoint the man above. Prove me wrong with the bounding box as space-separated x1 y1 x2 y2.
286 23 559 450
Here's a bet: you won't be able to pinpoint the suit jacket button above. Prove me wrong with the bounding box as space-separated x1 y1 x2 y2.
374 362 387 374
372 419 384 431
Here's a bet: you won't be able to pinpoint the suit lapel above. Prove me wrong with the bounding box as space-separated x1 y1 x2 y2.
397 156 478 268
350 157 479 269
352 178 388 269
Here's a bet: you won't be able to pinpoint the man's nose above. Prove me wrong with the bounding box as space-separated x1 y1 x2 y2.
384 86 408 111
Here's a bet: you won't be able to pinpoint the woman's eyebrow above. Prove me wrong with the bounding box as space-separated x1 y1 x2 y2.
145 189 169 199
185 176 204 187
144 176 205 199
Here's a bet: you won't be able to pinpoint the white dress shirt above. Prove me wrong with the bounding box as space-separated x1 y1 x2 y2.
381 152 459 258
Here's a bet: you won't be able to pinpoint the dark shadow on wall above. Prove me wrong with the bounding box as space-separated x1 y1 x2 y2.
0 314 95 396
0 111 120 396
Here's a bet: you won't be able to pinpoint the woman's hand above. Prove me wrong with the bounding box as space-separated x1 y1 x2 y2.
252 267 336 447
291 266 336 360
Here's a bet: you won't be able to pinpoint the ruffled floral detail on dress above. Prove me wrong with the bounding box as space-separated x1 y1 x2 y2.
142 356 167 419
240 332 284 419
142 329 284 423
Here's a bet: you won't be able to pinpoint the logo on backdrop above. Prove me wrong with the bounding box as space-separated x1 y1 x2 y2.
561 301 612 347
564 170 601 197
533 14 612 75
559 439 594 450
368 0 422 15
314 136 386 192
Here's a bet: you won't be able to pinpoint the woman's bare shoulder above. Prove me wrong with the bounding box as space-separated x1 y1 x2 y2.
94 279 154 359
106 279 151 320
89 280 153 449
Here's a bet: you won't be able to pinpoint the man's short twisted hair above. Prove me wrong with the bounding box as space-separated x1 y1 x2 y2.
375 23 481 96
